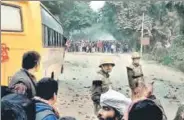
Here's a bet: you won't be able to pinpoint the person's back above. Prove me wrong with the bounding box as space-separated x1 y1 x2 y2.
1 93 35 120
9 51 41 98
127 99 163 120
35 77 59 120
35 100 58 120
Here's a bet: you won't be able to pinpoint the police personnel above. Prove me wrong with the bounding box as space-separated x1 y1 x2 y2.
127 52 144 92
91 58 115 115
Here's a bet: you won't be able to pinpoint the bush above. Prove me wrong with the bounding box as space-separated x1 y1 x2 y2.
143 36 184 72
161 55 174 65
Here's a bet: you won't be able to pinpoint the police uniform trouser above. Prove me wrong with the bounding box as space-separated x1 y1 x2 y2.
93 102 101 115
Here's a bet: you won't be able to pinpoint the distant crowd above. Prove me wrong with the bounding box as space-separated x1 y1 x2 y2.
66 40 130 53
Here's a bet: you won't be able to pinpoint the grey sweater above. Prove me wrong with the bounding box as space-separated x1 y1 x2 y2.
8 69 37 98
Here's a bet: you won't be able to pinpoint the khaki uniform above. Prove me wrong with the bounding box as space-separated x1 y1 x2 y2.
91 70 112 115
127 64 144 90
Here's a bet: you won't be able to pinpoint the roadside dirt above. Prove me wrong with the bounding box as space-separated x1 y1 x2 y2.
56 52 184 120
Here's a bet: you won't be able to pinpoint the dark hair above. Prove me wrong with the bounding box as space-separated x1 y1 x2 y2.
22 51 41 70
60 116 76 120
36 77 58 100
128 99 163 120
113 108 123 120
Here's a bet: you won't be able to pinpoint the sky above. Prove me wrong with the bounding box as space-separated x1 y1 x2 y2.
89 1 105 12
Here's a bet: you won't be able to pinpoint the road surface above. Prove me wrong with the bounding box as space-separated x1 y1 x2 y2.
56 52 184 120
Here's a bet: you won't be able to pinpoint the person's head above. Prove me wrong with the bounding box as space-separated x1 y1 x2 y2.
98 90 131 120
22 51 41 72
128 99 163 120
131 52 140 66
101 64 114 73
99 58 115 73
98 106 122 120
36 77 58 105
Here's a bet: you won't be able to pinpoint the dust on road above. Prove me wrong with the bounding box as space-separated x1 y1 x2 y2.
56 52 184 120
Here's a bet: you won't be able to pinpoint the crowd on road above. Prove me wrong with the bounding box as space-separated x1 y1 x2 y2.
66 40 130 53
1 51 184 120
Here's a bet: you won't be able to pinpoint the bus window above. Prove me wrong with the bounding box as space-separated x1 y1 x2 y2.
41 6 64 48
1 4 23 32
42 25 64 48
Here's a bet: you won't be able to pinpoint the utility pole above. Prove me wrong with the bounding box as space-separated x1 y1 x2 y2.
140 12 144 57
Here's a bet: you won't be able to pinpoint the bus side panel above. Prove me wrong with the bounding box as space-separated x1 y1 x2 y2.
1 2 31 85
42 47 65 80
1 1 43 85
28 2 43 81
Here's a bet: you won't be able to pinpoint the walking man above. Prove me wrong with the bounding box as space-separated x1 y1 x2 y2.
91 58 115 115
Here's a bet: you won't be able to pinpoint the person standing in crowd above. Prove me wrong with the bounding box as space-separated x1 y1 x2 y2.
91 58 115 115
107 41 111 53
34 77 60 120
77 41 79 52
81 40 84 52
89 42 92 53
104 41 107 53
116 42 120 53
111 43 115 53
70 41 74 52
97 40 100 52
92 41 95 52
78 41 81 52
99 41 102 52
126 52 144 93
113 42 116 53
125 43 129 52
9 51 41 98
97 89 131 120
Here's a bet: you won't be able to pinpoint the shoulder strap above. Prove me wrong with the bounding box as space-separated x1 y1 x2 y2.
36 109 55 120
22 69 37 89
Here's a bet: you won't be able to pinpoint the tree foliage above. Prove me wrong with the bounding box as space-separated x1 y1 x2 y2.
99 1 184 49
42 1 98 36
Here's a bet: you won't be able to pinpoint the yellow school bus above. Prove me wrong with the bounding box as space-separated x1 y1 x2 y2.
1 1 66 85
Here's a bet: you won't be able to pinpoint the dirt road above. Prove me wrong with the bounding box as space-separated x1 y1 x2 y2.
56 52 184 120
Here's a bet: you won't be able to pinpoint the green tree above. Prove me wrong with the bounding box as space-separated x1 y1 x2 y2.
42 1 98 36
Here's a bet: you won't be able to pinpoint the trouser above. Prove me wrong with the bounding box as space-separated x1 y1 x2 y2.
93 102 101 115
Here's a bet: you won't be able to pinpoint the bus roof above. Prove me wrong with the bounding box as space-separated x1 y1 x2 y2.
40 3 62 26
40 3 63 34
